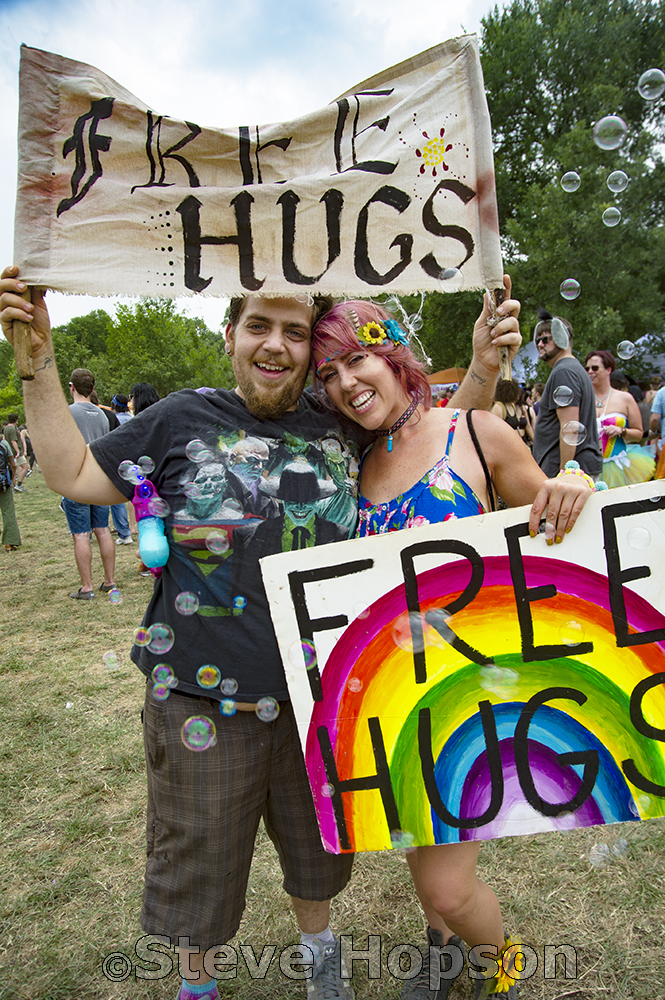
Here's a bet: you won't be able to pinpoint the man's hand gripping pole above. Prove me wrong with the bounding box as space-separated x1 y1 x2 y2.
489 285 512 382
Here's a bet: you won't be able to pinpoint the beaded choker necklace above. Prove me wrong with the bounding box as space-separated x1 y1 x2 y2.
375 397 418 452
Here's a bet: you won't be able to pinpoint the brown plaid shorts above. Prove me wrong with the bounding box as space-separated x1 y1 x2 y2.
140 683 354 948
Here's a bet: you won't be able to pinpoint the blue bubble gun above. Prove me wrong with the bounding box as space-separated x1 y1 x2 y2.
132 479 170 571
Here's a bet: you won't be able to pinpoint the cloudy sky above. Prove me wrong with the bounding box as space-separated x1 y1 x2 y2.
0 0 505 331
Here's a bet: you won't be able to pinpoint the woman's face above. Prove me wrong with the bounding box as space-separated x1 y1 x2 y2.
585 354 610 389
316 348 410 430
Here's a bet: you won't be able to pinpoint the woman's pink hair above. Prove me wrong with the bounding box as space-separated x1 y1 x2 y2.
311 300 432 409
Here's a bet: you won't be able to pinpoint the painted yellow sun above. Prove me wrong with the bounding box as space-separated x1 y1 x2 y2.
422 137 449 165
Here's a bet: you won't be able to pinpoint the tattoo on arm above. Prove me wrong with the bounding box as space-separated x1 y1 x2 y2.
469 368 487 385
34 356 53 372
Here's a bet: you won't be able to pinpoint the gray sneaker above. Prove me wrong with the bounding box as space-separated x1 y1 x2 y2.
401 928 466 1000
308 937 354 1000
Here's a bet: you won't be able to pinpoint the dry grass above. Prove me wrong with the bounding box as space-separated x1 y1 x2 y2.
1 475 664 999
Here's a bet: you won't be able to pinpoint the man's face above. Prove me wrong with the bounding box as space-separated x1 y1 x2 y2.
535 329 563 367
226 297 313 419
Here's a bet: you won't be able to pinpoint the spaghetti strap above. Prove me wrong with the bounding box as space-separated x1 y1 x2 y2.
444 409 460 456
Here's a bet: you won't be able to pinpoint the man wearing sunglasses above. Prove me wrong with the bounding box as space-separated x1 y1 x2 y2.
532 308 601 479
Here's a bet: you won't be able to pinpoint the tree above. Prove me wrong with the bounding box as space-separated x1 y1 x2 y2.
480 0 665 367
399 0 665 378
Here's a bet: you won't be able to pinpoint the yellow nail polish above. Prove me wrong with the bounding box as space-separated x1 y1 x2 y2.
555 536 562 544
546 538 553 546
529 530 536 538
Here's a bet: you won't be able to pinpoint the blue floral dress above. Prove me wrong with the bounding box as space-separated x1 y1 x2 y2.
356 410 485 536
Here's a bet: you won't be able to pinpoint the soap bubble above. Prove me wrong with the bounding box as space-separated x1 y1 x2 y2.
637 68 665 100
628 526 650 549
392 612 427 654
185 439 209 463
221 677 238 696
408 313 423 332
103 650 121 669
587 843 611 868
562 421 587 446
219 699 237 717
233 596 247 610
353 601 371 620
205 531 229 555
256 697 280 722
138 455 155 475
602 207 621 227
181 716 217 752
560 620 585 645
147 623 175 654
175 591 199 615
151 663 175 685
553 385 574 407
438 267 464 292
321 783 335 798
152 682 170 701
611 837 629 858
147 497 171 517
479 665 519 699
560 279 581 301
607 170 629 193
133 626 151 646
348 676 363 693
183 481 203 499
108 588 123 605
220 499 244 518
592 116 628 150
617 340 635 360
118 462 144 485
560 171 581 192
197 665 221 688
390 829 415 850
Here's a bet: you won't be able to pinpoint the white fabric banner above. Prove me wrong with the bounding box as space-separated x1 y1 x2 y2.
14 37 503 298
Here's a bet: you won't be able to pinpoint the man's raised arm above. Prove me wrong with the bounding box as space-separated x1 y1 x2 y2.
450 273 522 410
0 266 126 504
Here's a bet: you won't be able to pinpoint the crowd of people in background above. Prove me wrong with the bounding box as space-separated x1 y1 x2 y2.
0 380 160 570
2 306 664 581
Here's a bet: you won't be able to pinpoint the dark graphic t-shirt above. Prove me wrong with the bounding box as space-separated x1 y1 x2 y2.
91 389 360 701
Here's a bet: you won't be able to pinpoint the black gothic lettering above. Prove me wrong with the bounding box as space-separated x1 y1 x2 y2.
419 703 504 828
334 91 397 175
317 717 400 850
176 192 263 292
288 560 373 701
277 189 343 284
514 688 599 816
419 179 476 278
505 522 593 661
601 496 665 647
355 186 412 285
238 126 292 185
131 113 201 193
56 97 114 217
400 539 490 684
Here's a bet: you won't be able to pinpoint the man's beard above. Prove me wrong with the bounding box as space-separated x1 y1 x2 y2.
236 371 307 420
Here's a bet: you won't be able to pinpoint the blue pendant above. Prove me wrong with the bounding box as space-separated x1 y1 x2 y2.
387 434 393 453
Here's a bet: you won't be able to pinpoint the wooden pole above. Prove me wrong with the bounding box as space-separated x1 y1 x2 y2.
491 286 512 382
13 287 34 381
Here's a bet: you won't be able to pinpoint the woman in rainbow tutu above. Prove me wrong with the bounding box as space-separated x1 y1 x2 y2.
584 350 655 488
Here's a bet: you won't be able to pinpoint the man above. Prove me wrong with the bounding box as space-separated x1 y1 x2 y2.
0 432 21 550
2 412 29 492
63 368 116 599
0 265 521 1000
532 309 601 478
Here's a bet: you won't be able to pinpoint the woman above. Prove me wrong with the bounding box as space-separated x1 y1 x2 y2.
584 350 655 488
312 293 595 1000
492 378 534 447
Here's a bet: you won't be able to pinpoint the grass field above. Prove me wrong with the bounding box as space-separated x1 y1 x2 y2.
1 474 664 1000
